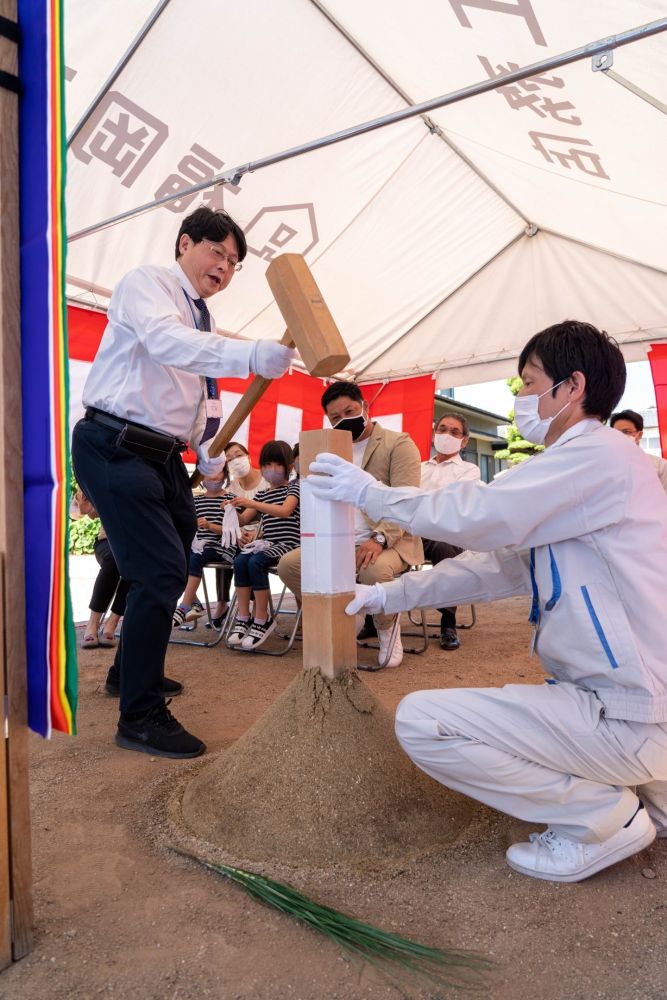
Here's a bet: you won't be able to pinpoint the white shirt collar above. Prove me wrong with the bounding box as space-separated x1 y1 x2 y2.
550 417 602 450
425 452 464 466
171 262 199 302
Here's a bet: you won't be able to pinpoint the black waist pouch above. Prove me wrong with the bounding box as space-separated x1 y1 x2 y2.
116 423 180 464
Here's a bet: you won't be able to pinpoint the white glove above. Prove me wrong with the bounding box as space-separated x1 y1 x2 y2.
345 583 387 617
191 536 204 555
221 503 242 548
196 441 227 478
250 341 297 379
307 453 375 506
242 539 272 553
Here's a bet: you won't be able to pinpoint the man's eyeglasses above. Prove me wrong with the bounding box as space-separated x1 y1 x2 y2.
202 240 243 272
437 426 465 438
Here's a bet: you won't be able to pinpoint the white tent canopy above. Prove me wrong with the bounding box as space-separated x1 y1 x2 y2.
64 0 667 386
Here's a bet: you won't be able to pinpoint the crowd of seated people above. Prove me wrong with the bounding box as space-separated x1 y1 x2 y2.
82 380 481 666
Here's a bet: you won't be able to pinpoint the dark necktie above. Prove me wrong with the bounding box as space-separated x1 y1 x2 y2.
192 297 220 444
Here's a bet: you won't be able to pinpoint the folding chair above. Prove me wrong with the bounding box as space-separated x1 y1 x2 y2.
222 567 301 656
169 561 233 649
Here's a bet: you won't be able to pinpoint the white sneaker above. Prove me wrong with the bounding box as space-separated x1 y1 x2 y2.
506 804 656 883
227 618 251 646
643 795 667 838
377 625 403 669
241 617 277 650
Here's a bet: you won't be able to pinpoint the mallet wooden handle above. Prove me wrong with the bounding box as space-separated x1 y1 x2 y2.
189 330 293 487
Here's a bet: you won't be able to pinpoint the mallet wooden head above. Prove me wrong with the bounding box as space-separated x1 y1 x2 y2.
265 254 349 377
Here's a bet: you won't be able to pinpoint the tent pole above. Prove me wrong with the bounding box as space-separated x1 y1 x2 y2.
307 0 529 223
66 0 172 147
68 16 667 243
0 0 33 965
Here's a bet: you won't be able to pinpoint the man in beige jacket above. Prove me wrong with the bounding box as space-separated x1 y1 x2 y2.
278 380 422 668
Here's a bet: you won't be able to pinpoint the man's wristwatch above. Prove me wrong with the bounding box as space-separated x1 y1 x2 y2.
371 531 387 548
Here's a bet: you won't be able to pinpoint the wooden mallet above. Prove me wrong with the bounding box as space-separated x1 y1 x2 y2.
190 253 349 485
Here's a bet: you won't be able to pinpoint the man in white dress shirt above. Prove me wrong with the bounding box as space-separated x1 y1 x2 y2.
72 207 295 758
420 413 480 650
308 321 667 883
609 409 667 494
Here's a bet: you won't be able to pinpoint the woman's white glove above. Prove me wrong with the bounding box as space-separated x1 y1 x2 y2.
197 442 226 478
221 503 242 548
250 341 297 379
307 453 375 506
345 583 387 617
191 536 205 555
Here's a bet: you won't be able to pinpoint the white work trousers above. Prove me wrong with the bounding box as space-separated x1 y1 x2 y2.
395 682 667 843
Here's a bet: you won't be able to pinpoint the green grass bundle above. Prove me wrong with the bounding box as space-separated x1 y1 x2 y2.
175 849 492 994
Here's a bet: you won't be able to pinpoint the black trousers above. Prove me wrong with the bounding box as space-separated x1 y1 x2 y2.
422 538 464 630
72 417 196 715
90 537 130 617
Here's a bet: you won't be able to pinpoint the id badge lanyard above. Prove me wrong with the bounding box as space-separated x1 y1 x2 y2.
528 545 561 656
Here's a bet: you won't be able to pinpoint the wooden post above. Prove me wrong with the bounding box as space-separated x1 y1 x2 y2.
0 0 34 963
299 429 357 679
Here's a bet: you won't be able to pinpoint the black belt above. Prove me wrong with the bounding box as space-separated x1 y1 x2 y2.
85 408 188 464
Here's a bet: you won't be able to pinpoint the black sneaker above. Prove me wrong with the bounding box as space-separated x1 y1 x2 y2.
440 627 460 651
115 702 205 758
227 617 251 646
104 672 183 698
241 617 277 650
356 614 378 641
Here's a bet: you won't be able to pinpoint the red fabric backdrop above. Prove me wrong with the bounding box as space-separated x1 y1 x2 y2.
648 344 667 459
67 305 435 462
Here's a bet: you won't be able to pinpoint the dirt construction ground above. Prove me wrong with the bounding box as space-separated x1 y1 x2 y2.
1 596 666 1000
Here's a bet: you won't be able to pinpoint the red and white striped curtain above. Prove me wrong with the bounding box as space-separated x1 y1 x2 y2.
67 305 436 462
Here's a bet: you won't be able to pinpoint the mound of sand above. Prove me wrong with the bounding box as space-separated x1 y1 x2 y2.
177 668 478 871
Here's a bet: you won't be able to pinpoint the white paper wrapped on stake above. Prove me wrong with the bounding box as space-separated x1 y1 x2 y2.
300 477 356 595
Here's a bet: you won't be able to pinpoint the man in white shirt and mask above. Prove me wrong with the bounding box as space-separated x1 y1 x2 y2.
421 413 480 650
609 409 667 494
72 206 295 759
307 320 667 883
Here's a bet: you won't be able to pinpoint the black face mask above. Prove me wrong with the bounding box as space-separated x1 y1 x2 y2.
334 413 367 441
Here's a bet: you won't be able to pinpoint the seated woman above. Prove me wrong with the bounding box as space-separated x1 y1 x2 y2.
172 471 230 627
73 489 128 649
205 442 269 626
226 440 300 650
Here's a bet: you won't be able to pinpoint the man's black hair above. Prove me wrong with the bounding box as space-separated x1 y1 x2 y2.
435 412 469 437
610 409 643 432
320 380 364 411
175 206 247 261
258 440 293 474
518 320 626 421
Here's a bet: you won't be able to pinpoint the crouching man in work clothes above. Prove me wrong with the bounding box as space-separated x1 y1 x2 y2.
72 207 295 759
309 320 667 882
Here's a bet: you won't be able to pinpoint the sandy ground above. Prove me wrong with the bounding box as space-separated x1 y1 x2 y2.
1 596 666 1000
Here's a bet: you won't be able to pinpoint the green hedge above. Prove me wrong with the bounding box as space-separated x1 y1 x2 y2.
69 515 100 555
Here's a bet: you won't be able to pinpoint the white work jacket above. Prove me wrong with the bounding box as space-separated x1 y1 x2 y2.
364 419 667 723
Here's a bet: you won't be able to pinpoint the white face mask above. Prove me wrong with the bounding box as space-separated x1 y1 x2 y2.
228 455 251 478
434 432 463 455
514 378 571 445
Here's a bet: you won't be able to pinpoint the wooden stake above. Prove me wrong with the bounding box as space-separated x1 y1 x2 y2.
299 429 357 679
0 0 34 962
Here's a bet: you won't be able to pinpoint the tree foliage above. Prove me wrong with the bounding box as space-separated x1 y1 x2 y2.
493 376 544 465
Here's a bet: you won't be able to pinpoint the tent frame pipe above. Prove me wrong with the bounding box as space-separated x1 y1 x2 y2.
602 69 667 116
68 16 667 243
308 0 529 223
66 0 172 148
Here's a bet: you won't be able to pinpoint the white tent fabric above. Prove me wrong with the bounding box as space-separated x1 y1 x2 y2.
64 0 667 385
